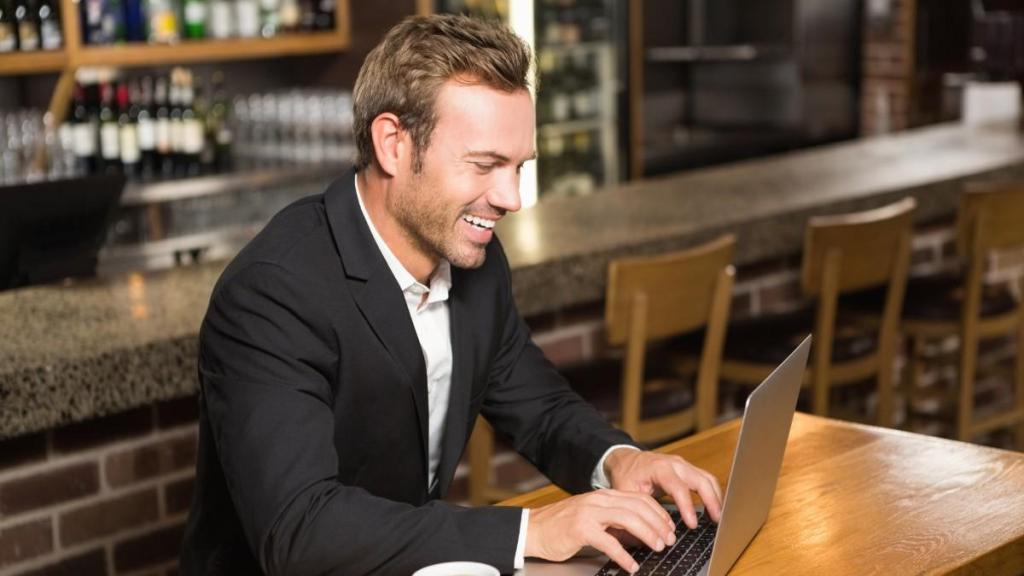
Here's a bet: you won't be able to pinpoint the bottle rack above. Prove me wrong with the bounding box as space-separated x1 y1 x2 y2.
1 0 350 122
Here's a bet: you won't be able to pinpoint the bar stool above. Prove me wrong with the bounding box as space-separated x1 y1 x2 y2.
898 183 1024 444
604 234 735 444
466 235 736 505
720 198 916 427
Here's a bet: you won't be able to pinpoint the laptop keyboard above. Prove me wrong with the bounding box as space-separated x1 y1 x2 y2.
595 509 716 576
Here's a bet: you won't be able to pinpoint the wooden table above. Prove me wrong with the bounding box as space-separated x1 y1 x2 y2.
500 413 1024 575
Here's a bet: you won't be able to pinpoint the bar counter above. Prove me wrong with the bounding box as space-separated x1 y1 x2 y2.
2 121 1023 439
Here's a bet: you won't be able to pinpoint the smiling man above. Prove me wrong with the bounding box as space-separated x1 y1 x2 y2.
181 14 721 576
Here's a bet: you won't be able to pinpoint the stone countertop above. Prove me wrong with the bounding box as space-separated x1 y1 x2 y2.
3 122 1023 439
499 122 1024 316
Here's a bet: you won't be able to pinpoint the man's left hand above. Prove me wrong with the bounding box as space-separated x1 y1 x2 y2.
603 448 723 530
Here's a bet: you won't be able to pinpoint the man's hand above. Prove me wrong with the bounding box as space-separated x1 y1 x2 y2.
604 448 723 529
525 489 677 574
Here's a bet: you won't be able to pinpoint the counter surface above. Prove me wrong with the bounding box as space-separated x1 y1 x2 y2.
3 122 1023 438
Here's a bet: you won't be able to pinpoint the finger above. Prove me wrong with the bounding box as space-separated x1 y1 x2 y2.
591 529 639 574
688 472 721 523
596 490 673 537
625 490 675 536
654 465 699 529
601 505 668 553
700 472 724 522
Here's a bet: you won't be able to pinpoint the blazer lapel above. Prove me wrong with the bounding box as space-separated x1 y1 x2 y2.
437 271 475 498
324 171 430 474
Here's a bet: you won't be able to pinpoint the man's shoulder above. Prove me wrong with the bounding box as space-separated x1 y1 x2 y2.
216 193 338 294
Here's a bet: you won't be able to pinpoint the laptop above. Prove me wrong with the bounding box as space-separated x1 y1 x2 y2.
518 335 812 576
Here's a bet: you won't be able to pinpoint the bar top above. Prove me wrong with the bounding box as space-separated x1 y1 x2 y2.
3 121 1023 438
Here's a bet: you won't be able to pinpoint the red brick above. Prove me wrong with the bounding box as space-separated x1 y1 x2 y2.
156 396 199 429
52 407 154 454
536 333 585 367
0 462 99 516
0 433 47 472
18 547 107 576
59 488 160 547
113 523 186 574
0 518 52 569
164 477 195 516
105 433 197 488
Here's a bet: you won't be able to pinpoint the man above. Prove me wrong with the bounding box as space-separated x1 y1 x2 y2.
181 14 721 576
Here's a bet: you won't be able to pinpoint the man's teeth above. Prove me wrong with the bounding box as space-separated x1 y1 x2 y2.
462 215 495 230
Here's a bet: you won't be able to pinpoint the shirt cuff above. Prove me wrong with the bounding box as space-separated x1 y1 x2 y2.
514 508 529 569
590 444 642 489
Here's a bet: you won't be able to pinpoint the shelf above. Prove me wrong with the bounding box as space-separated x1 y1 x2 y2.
646 44 792 64
0 50 68 76
538 118 606 138
73 31 349 69
537 41 610 56
120 162 348 206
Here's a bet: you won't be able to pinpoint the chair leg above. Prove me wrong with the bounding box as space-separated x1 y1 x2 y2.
903 337 925 430
1016 311 1024 451
468 417 494 506
958 336 978 443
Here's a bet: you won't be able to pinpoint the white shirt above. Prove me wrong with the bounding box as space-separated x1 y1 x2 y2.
355 176 634 569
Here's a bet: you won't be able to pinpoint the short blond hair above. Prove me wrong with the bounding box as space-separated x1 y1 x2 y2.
353 14 533 172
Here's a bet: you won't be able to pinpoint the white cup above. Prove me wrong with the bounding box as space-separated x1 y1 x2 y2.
412 561 500 576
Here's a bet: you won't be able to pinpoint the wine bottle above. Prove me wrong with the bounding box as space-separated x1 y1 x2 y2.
136 76 157 180
118 81 141 179
98 82 122 175
154 75 173 178
0 0 17 52
71 82 99 174
36 0 60 49
123 0 145 41
181 70 204 176
169 69 184 176
15 0 40 51
209 70 233 171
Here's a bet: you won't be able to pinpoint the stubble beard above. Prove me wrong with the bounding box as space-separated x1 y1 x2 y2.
390 170 488 271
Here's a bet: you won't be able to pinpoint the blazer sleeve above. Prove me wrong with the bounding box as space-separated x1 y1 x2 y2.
479 242 640 495
200 262 522 576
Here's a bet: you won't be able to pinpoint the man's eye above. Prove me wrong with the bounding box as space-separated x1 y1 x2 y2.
473 163 496 173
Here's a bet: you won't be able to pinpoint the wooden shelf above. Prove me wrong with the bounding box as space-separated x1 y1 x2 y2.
0 50 68 76
73 31 350 68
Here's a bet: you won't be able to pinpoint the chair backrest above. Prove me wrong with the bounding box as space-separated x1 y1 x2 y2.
955 181 1024 258
606 235 736 345
605 235 736 442
801 197 918 297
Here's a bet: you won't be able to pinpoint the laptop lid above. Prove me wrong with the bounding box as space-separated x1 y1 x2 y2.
705 334 810 576
518 335 811 576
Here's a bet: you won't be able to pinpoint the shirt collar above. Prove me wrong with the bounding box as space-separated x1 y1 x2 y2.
354 175 452 304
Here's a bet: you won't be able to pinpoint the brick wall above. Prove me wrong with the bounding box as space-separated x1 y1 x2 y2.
0 399 198 576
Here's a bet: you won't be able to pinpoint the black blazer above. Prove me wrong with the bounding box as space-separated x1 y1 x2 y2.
180 171 635 575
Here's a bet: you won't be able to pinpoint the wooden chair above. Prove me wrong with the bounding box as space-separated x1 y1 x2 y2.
604 234 735 444
899 183 1024 444
467 235 736 505
720 198 916 427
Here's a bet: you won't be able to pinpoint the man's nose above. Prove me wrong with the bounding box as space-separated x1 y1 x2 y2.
489 169 522 214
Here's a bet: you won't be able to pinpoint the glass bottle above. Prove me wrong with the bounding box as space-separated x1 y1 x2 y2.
36 0 60 49
0 0 17 52
98 81 122 175
118 81 141 179
15 0 40 51
182 0 206 38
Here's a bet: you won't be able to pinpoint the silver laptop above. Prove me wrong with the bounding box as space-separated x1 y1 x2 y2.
518 335 811 576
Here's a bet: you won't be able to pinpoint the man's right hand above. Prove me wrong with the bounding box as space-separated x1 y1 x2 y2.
524 489 678 574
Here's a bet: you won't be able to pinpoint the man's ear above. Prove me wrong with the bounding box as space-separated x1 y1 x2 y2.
369 113 405 177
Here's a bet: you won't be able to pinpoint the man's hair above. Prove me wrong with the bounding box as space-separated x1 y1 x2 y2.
352 14 533 173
